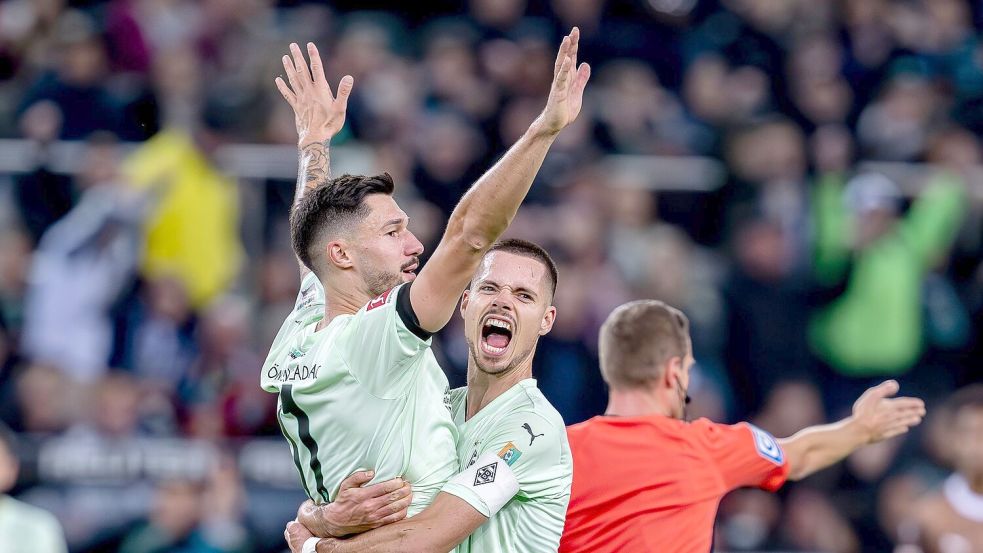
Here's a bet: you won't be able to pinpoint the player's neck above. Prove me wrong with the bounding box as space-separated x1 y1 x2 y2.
465 361 532 421
316 281 370 330
605 388 674 418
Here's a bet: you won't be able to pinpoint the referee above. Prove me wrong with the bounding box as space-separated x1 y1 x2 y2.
559 300 926 553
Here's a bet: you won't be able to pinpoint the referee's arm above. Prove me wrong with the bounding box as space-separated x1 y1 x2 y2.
779 380 924 481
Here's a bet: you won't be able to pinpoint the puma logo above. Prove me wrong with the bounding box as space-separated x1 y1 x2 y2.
522 423 544 446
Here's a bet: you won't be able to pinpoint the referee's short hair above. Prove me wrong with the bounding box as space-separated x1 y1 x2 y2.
599 300 690 389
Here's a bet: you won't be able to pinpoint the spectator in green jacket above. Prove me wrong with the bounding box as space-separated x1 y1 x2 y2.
809 170 966 408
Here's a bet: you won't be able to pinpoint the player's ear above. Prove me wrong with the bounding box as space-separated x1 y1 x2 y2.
327 240 353 269
460 289 471 319
539 305 556 336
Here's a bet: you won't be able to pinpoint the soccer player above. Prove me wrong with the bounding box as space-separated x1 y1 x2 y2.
558 300 927 553
263 27 588 539
287 239 572 552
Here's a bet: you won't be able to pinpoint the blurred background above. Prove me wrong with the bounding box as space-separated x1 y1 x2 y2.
0 0 981 551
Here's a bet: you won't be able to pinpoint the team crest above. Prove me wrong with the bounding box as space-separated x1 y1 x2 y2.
749 424 784 465
497 442 522 467
474 462 497 486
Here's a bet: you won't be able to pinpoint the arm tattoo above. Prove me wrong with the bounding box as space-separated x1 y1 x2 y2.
295 139 331 205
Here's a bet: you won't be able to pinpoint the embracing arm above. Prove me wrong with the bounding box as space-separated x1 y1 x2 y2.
778 380 925 481
275 41 354 278
409 28 591 333
310 493 486 553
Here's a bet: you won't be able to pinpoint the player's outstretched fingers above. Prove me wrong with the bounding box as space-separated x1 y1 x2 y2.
275 77 296 106
307 43 329 89
553 35 570 77
282 55 302 95
289 42 312 84
335 75 354 111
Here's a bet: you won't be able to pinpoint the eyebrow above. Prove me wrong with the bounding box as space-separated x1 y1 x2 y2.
380 217 407 230
480 279 538 298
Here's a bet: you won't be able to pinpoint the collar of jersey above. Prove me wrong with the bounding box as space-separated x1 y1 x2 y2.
461 378 537 428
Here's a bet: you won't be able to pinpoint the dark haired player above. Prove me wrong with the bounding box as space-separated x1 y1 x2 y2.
262 29 589 551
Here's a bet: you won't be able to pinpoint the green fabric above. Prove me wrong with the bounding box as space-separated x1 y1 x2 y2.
261 274 460 515
809 173 966 376
444 381 572 553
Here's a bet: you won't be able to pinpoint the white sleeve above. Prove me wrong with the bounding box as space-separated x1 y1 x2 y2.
440 452 520 518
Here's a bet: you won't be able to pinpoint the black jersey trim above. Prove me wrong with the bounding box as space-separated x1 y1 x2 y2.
280 384 330 502
396 282 433 341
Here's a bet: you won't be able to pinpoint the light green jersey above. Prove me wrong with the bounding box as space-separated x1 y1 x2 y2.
261 273 459 515
443 379 572 553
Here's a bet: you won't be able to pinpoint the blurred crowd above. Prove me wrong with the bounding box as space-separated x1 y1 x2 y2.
0 0 981 552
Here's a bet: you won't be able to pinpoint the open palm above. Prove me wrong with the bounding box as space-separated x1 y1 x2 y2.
275 42 353 146
538 27 592 135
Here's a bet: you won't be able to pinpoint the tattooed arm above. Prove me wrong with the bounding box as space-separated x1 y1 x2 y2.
275 41 354 277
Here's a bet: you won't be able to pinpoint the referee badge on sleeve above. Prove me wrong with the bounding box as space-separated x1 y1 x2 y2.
748 424 784 465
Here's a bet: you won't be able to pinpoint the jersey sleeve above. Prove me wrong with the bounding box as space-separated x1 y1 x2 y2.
261 272 326 392
693 419 790 492
442 410 568 518
335 282 433 398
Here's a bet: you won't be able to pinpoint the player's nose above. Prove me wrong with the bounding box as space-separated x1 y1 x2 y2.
405 231 424 257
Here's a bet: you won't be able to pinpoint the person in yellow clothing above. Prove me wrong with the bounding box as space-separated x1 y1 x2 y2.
121 128 243 308
0 424 67 553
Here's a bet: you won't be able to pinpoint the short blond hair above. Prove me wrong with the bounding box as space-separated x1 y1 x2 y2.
599 300 690 389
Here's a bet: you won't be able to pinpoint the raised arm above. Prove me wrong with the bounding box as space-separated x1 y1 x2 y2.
410 27 591 332
778 380 925 481
275 42 354 278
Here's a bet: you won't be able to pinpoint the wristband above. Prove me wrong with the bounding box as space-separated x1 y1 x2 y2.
302 537 320 553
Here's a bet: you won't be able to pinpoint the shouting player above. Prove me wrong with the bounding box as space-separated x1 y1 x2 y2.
263 27 588 548
288 240 572 552
559 300 926 553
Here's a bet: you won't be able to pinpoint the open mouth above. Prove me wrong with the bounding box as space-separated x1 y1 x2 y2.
480 316 513 357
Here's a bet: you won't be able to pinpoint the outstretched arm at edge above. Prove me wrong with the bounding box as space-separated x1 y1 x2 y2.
779 380 925 481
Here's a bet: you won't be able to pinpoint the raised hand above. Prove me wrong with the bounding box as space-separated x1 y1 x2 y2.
535 27 591 136
851 380 926 443
275 42 353 146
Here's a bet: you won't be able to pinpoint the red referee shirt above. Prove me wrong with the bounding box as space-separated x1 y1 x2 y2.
559 415 790 553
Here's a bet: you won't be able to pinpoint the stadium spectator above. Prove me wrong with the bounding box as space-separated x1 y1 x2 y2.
0 422 67 553
18 10 124 140
909 385 983 552
21 134 143 382
810 170 967 412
